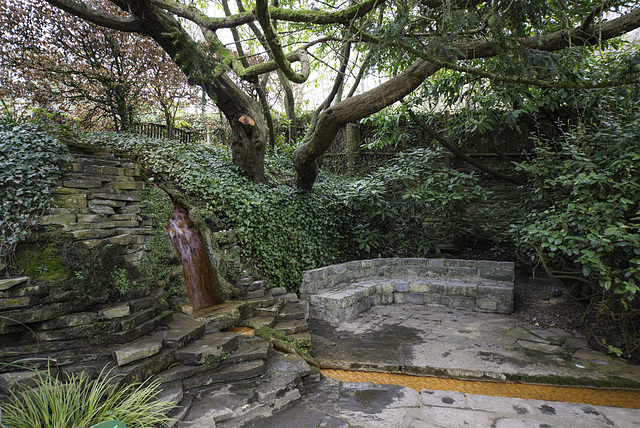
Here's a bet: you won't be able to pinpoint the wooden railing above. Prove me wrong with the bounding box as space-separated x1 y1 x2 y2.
135 123 202 143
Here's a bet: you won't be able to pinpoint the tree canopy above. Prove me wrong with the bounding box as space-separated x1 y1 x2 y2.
17 0 640 188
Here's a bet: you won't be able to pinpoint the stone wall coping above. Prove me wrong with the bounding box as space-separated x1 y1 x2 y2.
301 258 514 295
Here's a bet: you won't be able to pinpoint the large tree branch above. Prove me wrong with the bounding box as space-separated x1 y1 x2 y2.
255 0 309 83
44 0 137 32
293 8 640 191
149 0 384 30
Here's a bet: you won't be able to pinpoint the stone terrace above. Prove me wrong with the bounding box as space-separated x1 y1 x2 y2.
299 258 514 326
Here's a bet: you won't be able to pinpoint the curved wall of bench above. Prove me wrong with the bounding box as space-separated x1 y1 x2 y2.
299 258 514 326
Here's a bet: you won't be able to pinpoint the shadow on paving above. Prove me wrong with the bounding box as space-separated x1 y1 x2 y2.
307 304 640 387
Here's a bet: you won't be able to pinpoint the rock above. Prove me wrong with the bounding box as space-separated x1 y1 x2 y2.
110 332 164 366
99 305 131 319
0 277 29 291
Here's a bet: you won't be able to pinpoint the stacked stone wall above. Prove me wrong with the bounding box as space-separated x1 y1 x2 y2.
41 143 151 265
300 258 515 326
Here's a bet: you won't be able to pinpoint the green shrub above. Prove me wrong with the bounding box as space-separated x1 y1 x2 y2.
513 117 640 303
0 368 174 428
0 122 70 269
512 112 640 358
336 148 487 257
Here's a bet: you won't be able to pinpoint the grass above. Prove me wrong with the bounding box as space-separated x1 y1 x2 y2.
1 367 175 428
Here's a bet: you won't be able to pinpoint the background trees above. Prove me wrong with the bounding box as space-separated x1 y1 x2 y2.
1 0 197 131
38 0 640 187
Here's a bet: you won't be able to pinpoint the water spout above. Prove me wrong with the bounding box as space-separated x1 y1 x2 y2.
167 204 223 310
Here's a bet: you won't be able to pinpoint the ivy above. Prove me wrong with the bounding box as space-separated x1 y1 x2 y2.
0 120 70 269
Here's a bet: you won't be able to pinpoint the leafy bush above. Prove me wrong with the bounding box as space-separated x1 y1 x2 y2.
337 148 487 257
0 121 70 270
1 368 174 428
512 113 640 357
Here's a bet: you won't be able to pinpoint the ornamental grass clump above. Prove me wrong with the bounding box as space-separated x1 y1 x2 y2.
1 368 175 428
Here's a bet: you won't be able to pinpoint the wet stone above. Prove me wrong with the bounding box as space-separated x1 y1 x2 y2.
176 332 239 365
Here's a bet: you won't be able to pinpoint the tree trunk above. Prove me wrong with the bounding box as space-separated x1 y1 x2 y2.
125 0 267 182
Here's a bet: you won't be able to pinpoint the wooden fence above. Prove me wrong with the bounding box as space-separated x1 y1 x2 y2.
135 123 202 143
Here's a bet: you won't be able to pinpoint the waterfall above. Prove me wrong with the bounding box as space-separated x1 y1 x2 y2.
166 204 223 311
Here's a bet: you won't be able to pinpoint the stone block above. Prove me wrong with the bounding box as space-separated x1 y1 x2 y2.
409 281 444 294
0 296 32 310
89 199 127 208
476 299 499 312
41 213 77 224
81 239 103 249
394 293 406 304
450 296 475 310
479 269 515 283
77 214 108 223
53 193 87 209
88 204 115 215
124 167 140 176
447 267 479 279
431 295 451 306
345 260 362 271
395 282 410 292
90 192 142 202
108 234 133 246
112 219 140 228
99 305 130 319
39 312 97 329
176 332 238 365
70 229 114 240
111 333 163 366
108 181 145 191
119 204 141 214
63 179 103 189
445 283 477 297
405 293 425 304
124 250 145 264
284 292 298 302
381 293 394 304
269 287 287 296
0 277 29 291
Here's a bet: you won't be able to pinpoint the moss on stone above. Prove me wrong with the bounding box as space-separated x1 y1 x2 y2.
15 243 68 282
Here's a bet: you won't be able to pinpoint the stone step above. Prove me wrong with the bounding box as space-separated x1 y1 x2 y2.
249 280 265 291
246 288 265 299
163 317 206 349
277 302 305 320
182 359 267 391
240 315 276 329
254 304 279 317
289 331 312 347
116 305 163 333
226 335 272 364
110 310 173 344
175 332 239 365
112 348 175 386
110 330 167 366
273 319 309 335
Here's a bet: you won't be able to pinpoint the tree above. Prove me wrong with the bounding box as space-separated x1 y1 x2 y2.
1 0 195 131
38 0 640 187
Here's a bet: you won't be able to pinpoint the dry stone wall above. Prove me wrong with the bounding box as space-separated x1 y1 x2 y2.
41 143 151 265
300 258 515 326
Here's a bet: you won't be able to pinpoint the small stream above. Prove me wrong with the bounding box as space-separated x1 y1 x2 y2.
167 204 223 311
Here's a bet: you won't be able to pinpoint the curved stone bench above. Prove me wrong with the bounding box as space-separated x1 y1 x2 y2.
299 258 514 326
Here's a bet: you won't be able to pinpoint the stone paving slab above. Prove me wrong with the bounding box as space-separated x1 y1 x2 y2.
241 377 640 428
309 304 640 387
